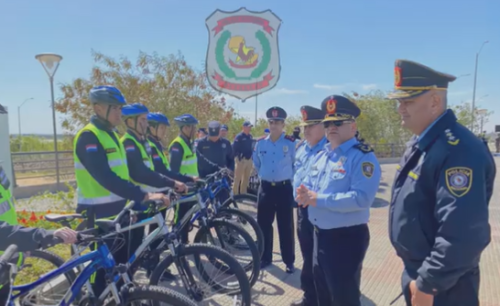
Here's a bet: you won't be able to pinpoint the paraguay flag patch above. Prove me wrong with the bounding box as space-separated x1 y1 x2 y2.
85 144 97 152
125 145 135 152
152 154 161 160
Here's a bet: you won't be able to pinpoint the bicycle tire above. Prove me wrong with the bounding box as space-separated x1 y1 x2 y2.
194 219 260 288
149 243 251 306
103 285 197 306
216 207 264 257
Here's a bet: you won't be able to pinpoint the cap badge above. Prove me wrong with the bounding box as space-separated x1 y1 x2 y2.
272 109 278 117
395 67 402 87
326 98 337 114
301 109 307 121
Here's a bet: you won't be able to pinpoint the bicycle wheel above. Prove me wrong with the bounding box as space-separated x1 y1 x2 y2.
150 243 251 306
194 219 260 288
16 250 78 304
103 285 197 306
216 207 264 257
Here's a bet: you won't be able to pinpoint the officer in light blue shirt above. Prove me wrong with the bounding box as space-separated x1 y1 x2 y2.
296 95 381 306
253 106 296 273
291 105 328 306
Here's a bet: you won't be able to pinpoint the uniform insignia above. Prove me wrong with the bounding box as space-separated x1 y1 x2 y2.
284 135 295 142
125 145 135 152
354 143 374 153
301 109 307 121
339 156 347 164
362 162 375 178
445 167 472 197
86 144 98 152
152 154 161 160
395 66 402 87
444 129 459 145
105 148 116 154
326 98 337 114
283 146 289 153
272 109 278 117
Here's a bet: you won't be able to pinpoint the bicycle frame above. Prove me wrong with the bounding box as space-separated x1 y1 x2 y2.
10 243 124 306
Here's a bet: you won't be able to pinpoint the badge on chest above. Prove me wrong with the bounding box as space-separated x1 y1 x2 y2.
445 167 472 197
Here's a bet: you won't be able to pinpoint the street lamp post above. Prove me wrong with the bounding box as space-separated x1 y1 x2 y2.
471 40 489 132
17 97 34 151
35 53 63 186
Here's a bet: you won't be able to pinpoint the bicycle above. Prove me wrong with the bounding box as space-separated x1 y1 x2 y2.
48 188 253 306
5 212 197 306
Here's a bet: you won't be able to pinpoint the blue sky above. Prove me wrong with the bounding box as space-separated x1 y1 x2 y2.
1 0 498 135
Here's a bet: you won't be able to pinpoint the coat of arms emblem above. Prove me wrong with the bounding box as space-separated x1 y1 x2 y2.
205 8 282 101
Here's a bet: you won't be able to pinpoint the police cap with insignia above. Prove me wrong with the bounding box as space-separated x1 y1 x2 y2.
300 105 325 126
387 59 457 99
266 106 287 121
207 121 221 136
221 124 229 131
321 95 360 122
198 127 207 134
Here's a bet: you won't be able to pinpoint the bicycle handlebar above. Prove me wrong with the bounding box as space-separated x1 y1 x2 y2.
0 245 18 264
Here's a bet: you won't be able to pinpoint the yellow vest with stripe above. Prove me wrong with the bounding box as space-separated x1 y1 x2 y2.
0 167 23 268
120 133 169 193
74 123 130 205
148 138 170 170
168 136 198 176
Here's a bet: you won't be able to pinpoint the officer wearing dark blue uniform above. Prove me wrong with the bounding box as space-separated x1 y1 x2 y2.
232 121 254 195
196 121 235 178
291 106 328 306
194 127 207 149
253 106 296 273
387 60 496 306
220 124 234 171
297 96 381 306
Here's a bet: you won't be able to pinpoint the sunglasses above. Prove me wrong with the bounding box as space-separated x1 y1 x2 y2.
323 120 353 128
268 120 284 125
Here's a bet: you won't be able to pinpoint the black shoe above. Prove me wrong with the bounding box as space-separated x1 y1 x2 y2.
286 264 295 274
260 260 272 269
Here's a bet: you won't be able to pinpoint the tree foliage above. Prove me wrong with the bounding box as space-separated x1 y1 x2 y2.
55 50 233 146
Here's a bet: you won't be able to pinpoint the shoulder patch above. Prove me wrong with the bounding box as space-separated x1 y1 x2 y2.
125 145 135 152
445 167 472 197
85 144 98 152
444 128 460 145
354 143 374 153
284 135 295 142
361 162 375 178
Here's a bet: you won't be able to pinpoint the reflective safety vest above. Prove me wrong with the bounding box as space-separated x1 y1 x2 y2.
74 123 130 205
0 166 23 268
148 138 170 170
120 133 168 193
168 136 198 177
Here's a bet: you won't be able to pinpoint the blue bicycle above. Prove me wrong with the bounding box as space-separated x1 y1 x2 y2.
4 204 197 306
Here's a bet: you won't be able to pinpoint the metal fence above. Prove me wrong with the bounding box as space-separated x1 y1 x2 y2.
11 143 406 186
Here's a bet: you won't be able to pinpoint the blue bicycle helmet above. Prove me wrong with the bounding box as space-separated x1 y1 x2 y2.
121 103 149 117
89 85 126 105
147 112 170 126
174 114 199 126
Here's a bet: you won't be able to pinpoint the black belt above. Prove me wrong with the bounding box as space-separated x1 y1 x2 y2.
261 179 291 186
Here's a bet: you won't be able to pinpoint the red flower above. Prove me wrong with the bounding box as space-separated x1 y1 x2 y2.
30 212 38 221
20 218 27 224
46 210 51 214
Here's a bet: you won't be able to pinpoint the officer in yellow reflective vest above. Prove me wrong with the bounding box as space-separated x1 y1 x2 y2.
74 86 169 296
0 165 77 304
168 114 200 243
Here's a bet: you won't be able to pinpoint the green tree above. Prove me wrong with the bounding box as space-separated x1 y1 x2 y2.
55 50 233 147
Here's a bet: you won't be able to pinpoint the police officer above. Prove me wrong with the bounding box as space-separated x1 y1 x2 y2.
296 95 381 306
253 106 296 272
264 128 270 136
220 124 229 139
73 86 168 296
169 114 200 243
232 121 254 195
220 124 234 170
292 126 302 145
194 127 207 149
196 121 234 178
387 60 496 306
291 106 328 306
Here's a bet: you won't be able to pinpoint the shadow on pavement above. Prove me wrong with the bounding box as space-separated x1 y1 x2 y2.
372 197 389 208
250 277 286 305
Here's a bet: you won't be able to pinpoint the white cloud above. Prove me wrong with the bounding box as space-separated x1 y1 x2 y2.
361 84 377 91
270 88 308 95
313 84 346 90
313 83 378 91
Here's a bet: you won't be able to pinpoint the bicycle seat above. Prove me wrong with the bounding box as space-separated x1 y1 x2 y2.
94 219 116 232
45 213 84 223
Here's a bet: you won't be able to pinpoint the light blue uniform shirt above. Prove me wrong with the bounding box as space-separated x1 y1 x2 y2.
293 137 328 198
302 137 381 230
252 132 296 182
417 110 448 141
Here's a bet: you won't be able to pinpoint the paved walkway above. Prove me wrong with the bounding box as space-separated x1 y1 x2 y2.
238 160 500 306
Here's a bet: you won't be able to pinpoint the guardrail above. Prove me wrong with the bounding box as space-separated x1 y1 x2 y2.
11 143 406 187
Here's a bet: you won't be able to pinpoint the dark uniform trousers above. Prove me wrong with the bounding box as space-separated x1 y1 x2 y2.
257 180 295 265
401 266 480 306
313 223 370 306
297 206 317 306
82 204 144 297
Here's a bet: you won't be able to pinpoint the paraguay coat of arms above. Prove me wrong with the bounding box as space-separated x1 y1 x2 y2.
205 8 282 101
